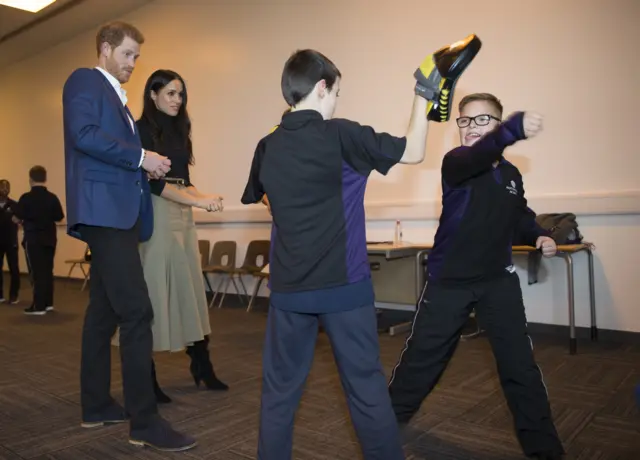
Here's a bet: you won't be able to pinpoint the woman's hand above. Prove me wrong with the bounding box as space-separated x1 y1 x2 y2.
195 195 224 212
262 195 271 215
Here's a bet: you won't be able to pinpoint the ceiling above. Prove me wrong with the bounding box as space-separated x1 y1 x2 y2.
0 0 153 68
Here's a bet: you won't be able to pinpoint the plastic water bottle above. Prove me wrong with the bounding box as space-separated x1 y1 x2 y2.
394 220 403 246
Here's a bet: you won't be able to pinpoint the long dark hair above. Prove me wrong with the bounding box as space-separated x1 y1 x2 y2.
139 69 194 165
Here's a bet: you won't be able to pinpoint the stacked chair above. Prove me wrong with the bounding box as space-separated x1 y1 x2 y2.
199 239 270 310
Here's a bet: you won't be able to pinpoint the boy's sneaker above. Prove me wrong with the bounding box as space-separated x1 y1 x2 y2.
24 306 46 315
0 298 5 303
45 306 54 311
9 298 19 305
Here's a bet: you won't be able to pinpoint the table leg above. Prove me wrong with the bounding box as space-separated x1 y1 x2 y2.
561 253 577 354
587 248 598 341
388 250 428 337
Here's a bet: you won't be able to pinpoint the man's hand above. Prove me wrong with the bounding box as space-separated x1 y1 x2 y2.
142 150 171 178
11 216 21 225
523 112 544 139
536 236 557 257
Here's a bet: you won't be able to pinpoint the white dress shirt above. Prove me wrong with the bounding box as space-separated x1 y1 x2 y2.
95 66 144 167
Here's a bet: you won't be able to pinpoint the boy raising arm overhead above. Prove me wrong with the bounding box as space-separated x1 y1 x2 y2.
241 36 481 460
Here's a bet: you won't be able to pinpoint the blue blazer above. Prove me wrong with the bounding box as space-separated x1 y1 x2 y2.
62 68 153 242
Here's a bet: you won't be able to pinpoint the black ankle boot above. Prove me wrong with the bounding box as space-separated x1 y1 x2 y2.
151 359 172 404
186 336 229 391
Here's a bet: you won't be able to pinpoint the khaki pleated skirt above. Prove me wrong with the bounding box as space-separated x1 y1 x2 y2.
113 192 211 352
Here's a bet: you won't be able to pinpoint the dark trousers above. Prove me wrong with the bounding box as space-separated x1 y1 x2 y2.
0 243 20 300
258 304 404 460
388 273 564 456
79 224 157 429
24 241 55 309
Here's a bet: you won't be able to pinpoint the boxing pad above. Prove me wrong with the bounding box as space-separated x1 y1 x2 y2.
414 34 482 122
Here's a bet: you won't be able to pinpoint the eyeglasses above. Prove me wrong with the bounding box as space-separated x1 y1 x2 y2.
456 114 501 128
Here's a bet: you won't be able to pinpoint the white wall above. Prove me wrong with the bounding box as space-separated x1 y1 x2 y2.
1 0 639 331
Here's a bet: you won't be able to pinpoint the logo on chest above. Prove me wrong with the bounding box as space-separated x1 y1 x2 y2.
506 180 518 196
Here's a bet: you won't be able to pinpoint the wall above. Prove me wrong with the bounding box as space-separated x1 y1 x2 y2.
1 0 638 331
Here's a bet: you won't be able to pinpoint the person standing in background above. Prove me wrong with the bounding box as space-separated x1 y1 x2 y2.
62 21 195 451
13 167 64 315
0 179 20 305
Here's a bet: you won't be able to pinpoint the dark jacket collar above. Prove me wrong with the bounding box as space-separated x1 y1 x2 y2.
281 109 323 129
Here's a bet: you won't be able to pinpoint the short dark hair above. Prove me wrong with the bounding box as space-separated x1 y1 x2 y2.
281 49 341 106
459 93 504 117
29 165 47 183
96 21 144 57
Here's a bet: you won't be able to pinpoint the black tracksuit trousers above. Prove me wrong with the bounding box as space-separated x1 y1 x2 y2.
388 272 564 456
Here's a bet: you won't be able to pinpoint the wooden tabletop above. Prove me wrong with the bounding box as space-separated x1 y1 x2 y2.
367 242 593 253
367 242 433 250
258 244 592 276
512 244 593 253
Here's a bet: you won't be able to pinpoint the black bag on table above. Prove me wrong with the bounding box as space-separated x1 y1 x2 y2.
526 213 584 285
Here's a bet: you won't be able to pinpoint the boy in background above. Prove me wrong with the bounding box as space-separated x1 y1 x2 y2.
388 93 564 460
241 35 481 460
0 179 20 304
15 166 65 315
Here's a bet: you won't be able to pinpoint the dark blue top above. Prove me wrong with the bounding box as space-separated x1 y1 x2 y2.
137 112 194 196
242 110 406 313
427 112 548 286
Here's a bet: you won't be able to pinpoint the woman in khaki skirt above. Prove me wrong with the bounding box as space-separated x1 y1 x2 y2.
135 69 228 401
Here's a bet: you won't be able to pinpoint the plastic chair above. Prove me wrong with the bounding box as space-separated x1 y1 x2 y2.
202 241 241 308
229 240 270 308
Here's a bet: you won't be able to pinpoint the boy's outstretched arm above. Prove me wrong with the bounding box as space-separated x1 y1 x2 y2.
443 111 543 186
398 96 429 164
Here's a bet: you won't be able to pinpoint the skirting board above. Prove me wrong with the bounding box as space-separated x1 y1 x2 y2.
9 276 640 342
193 189 640 224
525 322 640 345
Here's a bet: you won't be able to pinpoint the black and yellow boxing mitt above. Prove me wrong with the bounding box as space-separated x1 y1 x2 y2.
414 34 482 122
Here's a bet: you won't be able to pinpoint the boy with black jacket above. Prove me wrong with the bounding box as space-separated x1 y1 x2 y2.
388 93 565 460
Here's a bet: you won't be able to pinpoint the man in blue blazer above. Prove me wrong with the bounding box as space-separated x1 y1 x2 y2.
62 21 195 452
